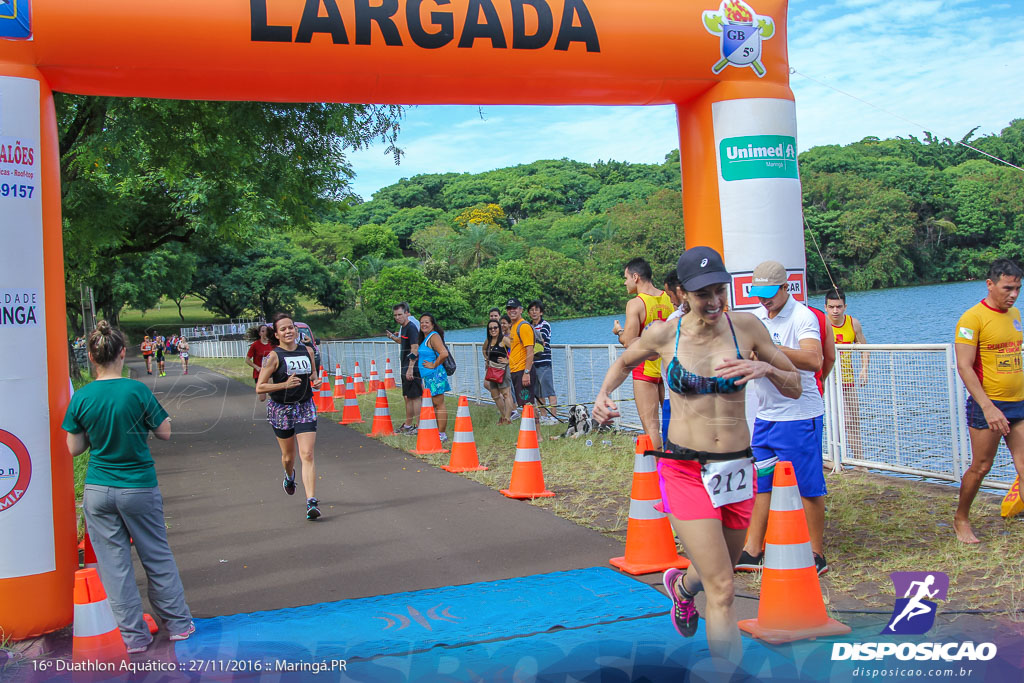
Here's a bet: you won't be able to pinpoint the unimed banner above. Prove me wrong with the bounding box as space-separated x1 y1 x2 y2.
0 75 54 579
712 97 805 310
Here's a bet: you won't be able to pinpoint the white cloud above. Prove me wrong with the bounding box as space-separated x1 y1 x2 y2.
347 0 1023 199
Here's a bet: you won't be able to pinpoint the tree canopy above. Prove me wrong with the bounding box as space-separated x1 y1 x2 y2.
60 106 1024 338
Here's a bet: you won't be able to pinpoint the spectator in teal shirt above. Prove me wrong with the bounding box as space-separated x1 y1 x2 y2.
62 321 194 653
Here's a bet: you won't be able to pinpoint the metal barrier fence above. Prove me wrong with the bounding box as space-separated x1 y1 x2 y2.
188 339 1016 490
180 319 264 339
825 344 1013 490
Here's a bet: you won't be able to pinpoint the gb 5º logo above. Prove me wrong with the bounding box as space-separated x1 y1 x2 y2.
702 0 775 78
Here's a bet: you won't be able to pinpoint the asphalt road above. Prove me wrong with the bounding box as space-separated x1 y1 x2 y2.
139 358 631 618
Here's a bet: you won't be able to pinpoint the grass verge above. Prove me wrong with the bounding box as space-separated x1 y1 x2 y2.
194 362 1024 618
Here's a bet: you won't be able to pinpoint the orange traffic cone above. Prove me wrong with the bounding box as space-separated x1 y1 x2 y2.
83 527 98 568
353 362 367 395
314 370 335 413
442 396 488 472
383 358 397 389
369 360 380 392
72 568 129 666
501 405 554 499
80 516 98 568
610 435 689 575
143 613 158 635
738 462 850 644
333 363 345 399
414 387 448 454
369 386 395 436
339 377 364 424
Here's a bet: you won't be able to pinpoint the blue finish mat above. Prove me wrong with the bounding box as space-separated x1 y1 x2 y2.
175 567 669 664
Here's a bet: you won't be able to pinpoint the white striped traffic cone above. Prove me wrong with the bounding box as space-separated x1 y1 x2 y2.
738 462 851 643
353 362 367 395
369 359 380 392
339 377 364 424
414 388 448 454
501 405 554 498
442 396 487 472
383 358 397 389
610 435 689 574
72 568 130 665
369 386 395 436
333 363 345 399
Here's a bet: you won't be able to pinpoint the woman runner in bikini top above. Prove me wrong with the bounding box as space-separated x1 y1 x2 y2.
592 246 801 667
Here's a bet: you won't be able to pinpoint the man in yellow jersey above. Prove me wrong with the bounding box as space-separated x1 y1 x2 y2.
825 288 869 459
954 259 1024 543
612 258 673 449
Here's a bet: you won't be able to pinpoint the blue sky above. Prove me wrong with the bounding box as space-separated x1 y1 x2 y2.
346 0 1024 201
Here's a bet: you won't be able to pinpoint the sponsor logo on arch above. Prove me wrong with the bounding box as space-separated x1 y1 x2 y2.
0 429 32 513
0 0 30 39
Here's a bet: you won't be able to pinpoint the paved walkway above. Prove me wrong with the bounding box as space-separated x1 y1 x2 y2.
139 359 631 617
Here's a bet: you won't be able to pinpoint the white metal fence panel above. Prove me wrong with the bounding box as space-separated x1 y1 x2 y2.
184 338 1018 490
827 344 1012 490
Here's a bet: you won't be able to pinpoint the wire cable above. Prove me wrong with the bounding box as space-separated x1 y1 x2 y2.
790 68 1024 174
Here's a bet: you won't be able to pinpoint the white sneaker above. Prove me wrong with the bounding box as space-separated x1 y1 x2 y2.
509 410 520 421
438 432 448 443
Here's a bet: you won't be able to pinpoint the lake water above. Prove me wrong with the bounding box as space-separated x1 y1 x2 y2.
434 279 996 345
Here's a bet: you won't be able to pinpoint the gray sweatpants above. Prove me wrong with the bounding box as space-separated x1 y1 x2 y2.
83 484 192 647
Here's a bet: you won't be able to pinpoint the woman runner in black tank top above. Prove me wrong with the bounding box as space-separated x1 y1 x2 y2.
256 314 324 521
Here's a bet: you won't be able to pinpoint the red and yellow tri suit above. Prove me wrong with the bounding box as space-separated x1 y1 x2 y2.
830 314 857 386
631 290 674 383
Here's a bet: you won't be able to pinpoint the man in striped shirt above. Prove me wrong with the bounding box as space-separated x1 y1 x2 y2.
528 301 557 424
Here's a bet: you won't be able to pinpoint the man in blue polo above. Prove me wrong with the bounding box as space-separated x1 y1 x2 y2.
735 261 828 575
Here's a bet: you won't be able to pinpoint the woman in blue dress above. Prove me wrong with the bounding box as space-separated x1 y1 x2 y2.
417 313 451 442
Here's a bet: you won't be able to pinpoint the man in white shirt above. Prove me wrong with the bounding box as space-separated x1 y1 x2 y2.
735 261 829 576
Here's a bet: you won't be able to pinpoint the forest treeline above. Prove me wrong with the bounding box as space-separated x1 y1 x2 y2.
58 94 1023 337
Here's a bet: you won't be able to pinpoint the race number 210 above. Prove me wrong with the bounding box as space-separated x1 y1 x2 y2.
0 183 34 199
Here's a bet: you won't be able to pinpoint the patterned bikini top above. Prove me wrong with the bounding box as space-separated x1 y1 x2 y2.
666 314 744 395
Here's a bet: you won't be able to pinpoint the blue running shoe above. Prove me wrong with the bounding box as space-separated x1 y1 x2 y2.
283 471 296 496
663 568 699 638
306 497 321 520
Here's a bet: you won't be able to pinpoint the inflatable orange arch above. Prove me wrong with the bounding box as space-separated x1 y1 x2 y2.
0 0 805 639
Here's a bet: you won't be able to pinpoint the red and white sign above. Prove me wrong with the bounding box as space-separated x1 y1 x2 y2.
732 271 805 308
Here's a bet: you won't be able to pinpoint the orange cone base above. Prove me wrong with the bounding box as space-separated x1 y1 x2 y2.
609 554 690 576
73 632 130 665
370 425 394 436
500 488 555 499
441 463 488 472
738 617 851 644
413 445 449 455
339 417 364 425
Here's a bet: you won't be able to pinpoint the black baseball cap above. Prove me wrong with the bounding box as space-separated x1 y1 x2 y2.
676 246 732 291
506 298 522 309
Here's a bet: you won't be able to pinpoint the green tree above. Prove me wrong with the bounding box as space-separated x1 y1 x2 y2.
290 221 356 266
353 224 402 260
192 237 327 319
360 266 471 330
455 262 542 316
383 206 448 246
58 96 403 324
